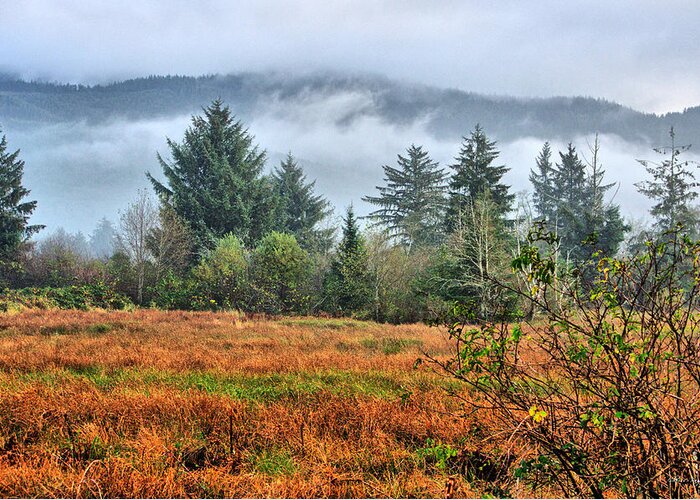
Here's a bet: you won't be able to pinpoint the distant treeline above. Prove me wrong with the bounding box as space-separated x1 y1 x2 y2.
1 72 699 144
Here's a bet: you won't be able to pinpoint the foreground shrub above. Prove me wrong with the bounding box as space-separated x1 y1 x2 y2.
148 271 202 310
430 226 700 497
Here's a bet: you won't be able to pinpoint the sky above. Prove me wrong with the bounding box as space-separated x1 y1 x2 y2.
1 0 700 114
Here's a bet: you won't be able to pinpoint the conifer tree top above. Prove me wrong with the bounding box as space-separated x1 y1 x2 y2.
272 152 333 252
635 127 699 234
363 144 446 248
0 129 43 261
147 99 274 250
447 124 514 226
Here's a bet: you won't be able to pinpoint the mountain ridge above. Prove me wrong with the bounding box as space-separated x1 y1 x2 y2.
0 72 697 145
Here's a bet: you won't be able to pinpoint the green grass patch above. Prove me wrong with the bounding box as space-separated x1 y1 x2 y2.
86 323 114 334
278 318 370 330
361 337 423 355
39 324 81 336
3 367 442 401
249 448 296 476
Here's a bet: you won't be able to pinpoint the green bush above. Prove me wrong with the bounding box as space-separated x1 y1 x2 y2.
149 271 206 310
0 283 132 311
415 438 458 471
250 232 311 313
192 234 249 310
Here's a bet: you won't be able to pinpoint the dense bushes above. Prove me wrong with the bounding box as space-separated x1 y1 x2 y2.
192 234 249 310
150 232 315 314
0 283 132 311
250 232 312 313
1 226 445 321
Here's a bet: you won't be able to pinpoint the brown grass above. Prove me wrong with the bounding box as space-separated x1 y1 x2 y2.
0 309 539 498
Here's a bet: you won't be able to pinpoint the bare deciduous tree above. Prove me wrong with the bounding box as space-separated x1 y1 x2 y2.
147 206 193 281
117 190 158 305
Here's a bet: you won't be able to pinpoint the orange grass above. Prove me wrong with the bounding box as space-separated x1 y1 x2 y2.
0 310 533 498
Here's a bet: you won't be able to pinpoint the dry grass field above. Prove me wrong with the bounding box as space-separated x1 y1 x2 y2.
0 309 529 498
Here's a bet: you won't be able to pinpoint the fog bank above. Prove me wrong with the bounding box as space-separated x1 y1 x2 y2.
5 90 683 237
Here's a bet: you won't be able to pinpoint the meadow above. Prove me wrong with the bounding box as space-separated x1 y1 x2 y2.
0 309 529 498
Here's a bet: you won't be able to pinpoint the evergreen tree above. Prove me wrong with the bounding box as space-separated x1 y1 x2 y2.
581 135 627 259
447 124 514 229
89 217 117 260
324 206 372 315
272 153 333 253
635 127 699 235
0 129 43 273
529 142 556 222
536 140 627 264
147 99 277 252
363 144 446 249
554 143 588 260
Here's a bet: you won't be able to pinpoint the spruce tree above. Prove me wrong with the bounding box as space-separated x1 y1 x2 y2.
147 99 277 252
529 142 556 223
539 140 627 264
324 206 372 315
581 135 627 258
363 144 446 249
272 153 333 253
447 125 514 229
635 127 699 235
554 143 588 259
0 129 43 271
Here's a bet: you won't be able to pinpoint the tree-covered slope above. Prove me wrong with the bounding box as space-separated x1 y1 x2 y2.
1 72 696 144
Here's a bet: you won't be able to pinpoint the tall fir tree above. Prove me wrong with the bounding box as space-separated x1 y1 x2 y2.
581 135 627 258
147 99 277 252
575 134 629 261
272 153 334 253
529 142 557 223
635 127 699 236
363 144 446 249
447 124 514 230
554 143 588 260
324 206 372 315
0 129 43 274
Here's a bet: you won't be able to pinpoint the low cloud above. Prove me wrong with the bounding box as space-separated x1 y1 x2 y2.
6 90 690 236
1 1 700 113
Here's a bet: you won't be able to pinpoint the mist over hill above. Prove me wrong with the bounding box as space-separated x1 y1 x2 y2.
0 71 698 234
2 72 699 144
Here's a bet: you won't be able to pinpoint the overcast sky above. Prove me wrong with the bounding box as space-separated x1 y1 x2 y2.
1 0 699 114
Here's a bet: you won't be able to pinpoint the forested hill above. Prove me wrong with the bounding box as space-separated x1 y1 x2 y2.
1 72 698 144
